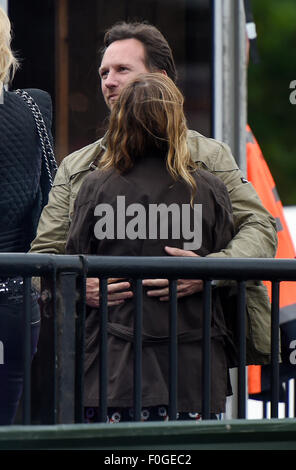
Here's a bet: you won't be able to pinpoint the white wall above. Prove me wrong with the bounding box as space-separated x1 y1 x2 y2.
0 0 7 11
283 206 296 250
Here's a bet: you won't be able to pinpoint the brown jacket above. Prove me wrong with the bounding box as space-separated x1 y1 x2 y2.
66 152 235 413
31 130 277 364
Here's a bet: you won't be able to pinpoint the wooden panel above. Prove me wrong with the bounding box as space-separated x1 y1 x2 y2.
55 0 69 161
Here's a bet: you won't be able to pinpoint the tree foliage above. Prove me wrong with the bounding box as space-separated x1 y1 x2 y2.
248 0 296 205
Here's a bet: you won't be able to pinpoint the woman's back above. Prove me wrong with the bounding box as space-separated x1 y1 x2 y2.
66 149 235 414
68 150 234 257
0 88 52 252
0 6 56 425
66 72 236 417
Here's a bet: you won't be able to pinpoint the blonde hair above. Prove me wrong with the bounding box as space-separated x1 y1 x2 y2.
0 7 19 85
100 73 197 204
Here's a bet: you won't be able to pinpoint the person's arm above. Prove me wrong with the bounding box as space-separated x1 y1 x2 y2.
206 141 278 259
66 182 133 307
143 141 278 299
30 160 133 305
85 277 133 308
30 158 71 254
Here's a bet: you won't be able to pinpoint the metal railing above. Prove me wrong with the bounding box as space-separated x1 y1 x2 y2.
0 253 296 425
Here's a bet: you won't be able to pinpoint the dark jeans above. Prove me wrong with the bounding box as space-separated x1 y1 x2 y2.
0 295 40 425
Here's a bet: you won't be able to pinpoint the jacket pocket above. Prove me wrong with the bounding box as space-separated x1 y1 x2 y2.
246 281 272 357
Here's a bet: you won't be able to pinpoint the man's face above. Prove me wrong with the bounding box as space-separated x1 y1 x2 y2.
99 38 150 109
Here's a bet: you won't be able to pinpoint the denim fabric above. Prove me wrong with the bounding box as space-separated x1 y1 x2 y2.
0 296 40 425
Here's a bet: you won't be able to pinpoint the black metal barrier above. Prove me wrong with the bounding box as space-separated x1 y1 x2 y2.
0 253 296 425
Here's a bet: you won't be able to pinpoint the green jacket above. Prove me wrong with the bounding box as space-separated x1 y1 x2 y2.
30 130 278 364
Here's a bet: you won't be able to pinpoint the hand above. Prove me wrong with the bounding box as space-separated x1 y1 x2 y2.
142 246 203 301
86 278 133 308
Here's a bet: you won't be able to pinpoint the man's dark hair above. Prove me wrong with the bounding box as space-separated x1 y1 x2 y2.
101 21 177 83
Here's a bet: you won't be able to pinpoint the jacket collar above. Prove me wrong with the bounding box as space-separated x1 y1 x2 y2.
89 132 108 171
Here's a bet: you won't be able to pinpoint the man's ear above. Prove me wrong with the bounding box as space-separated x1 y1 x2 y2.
151 69 167 76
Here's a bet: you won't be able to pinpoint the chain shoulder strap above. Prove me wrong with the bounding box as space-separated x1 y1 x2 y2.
15 89 58 186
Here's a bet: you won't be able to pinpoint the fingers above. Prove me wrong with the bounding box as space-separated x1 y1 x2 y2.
107 281 133 303
147 246 200 301
86 278 100 307
108 281 131 293
158 280 204 301
142 279 169 288
107 278 126 284
143 278 204 301
142 278 169 298
164 246 199 257
86 278 133 308
86 277 100 289
86 275 204 307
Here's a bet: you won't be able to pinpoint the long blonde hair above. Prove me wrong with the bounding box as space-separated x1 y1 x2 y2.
0 7 19 85
100 73 197 203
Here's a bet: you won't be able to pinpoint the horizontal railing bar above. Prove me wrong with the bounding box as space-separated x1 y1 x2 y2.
77 257 296 280
3 252 295 425
0 254 296 280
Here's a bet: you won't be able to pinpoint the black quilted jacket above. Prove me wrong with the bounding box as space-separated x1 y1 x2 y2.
0 88 53 252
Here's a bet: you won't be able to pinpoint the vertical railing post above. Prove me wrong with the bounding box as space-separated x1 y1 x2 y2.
98 278 108 423
237 280 246 419
22 277 32 425
169 279 178 420
202 280 212 419
284 381 289 417
51 269 58 424
74 260 87 423
133 279 143 422
56 272 77 424
212 0 247 173
271 280 280 418
294 380 296 418
32 270 58 425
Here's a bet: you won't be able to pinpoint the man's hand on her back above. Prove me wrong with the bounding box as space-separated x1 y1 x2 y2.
86 277 133 308
142 246 203 301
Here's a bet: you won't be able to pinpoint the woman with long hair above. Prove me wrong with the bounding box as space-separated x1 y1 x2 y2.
66 73 235 422
0 7 56 424
0 7 18 86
